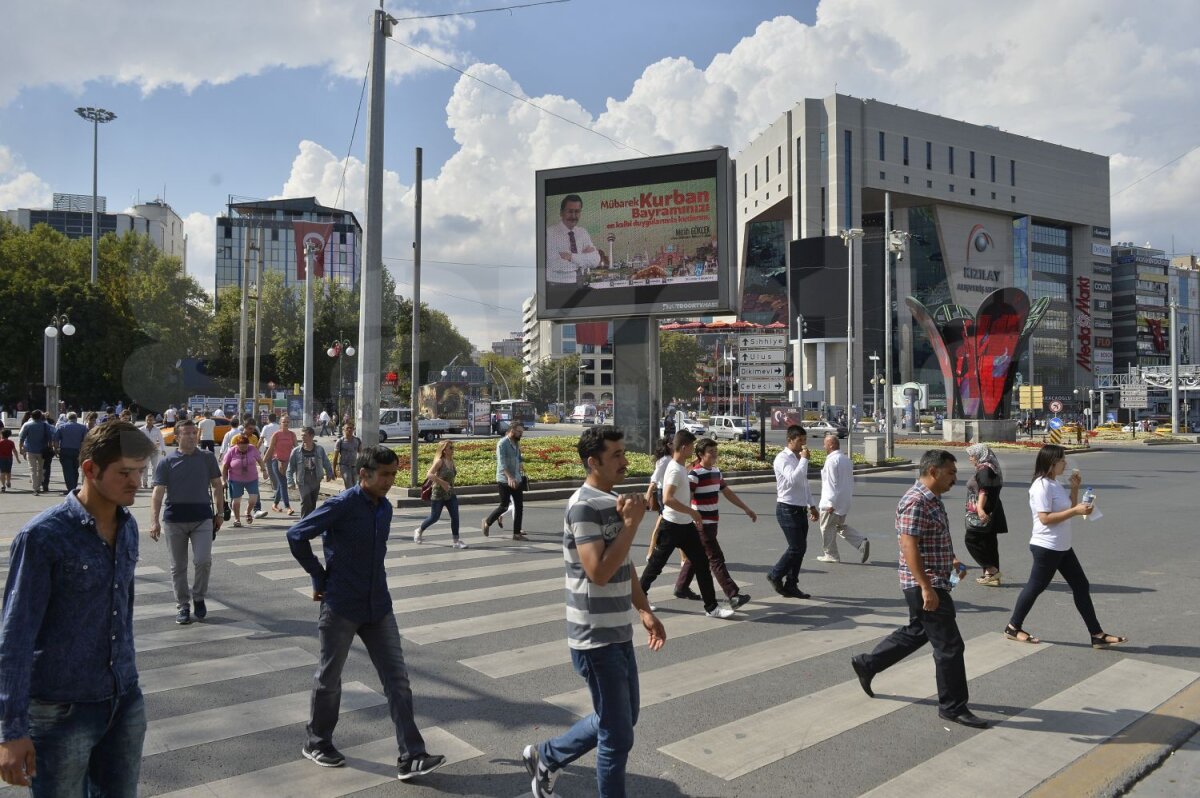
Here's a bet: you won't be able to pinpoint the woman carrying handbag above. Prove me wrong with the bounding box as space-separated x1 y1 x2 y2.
414 440 466 548
963 443 1007 586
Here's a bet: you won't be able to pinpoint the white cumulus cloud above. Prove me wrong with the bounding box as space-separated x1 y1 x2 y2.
0 145 53 209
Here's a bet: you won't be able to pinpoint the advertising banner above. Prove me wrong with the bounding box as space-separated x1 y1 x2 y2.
536 148 732 320
933 206 1015 306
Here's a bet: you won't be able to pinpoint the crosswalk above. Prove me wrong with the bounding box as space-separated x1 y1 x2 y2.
1 508 1194 796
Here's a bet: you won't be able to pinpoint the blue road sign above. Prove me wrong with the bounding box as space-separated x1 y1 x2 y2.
1048 417 1063 430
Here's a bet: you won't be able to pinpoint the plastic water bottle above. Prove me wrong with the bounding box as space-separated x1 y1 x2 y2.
1082 487 1095 507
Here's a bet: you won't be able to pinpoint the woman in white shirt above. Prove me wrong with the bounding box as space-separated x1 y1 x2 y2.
1005 444 1126 648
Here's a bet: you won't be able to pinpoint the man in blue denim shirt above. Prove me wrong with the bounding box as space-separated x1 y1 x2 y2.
287 445 446 781
482 421 527 541
0 421 156 794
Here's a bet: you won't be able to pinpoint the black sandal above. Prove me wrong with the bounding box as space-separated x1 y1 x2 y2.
1004 623 1040 644
1091 632 1127 649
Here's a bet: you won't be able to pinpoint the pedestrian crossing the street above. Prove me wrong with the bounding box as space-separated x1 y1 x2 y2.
1 501 1192 796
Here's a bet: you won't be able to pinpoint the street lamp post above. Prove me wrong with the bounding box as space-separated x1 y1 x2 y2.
884 199 910 459
326 337 356 424
868 352 881 418
44 314 76 413
74 107 116 285
840 227 865 458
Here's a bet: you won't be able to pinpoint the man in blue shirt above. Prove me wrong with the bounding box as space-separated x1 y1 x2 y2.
53 413 88 495
287 445 445 781
0 421 156 794
17 411 54 496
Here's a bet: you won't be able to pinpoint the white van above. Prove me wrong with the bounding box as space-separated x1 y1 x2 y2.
707 415 760 442
569 403 597 424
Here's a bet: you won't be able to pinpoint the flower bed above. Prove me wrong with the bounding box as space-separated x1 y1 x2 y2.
385 436 882 488
895 438 1091 452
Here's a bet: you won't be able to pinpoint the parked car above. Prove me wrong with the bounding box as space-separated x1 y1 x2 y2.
681 418 707 435
804 419 848 439
707 415 760 442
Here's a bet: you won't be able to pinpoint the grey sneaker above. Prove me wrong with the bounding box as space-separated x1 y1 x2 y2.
728 593 750 610
397 753 445 780
860 539 871 563
522 744 559 797
175 606 191 625
302 742 345 767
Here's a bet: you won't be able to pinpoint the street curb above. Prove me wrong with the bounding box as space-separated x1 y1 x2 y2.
1025 677 1200 798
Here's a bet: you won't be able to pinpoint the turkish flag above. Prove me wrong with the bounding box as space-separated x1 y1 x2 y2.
575 322 610 346
294 221 334 279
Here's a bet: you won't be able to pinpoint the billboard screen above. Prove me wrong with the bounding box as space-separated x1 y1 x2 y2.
536 148 733 320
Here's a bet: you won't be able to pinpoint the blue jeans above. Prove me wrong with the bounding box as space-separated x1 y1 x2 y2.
308 605 427 761
769 503 810 586
418 496 460 539
540 641 639 797
269 459 291 508
28 687 146 797
59 450 80 492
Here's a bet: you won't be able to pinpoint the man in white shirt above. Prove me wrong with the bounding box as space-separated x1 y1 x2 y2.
638 430 735 619
258 413 280 455
197 411 218 453
817 433 870 564
546 194 601 284
141 414 167 489
768 425 819 599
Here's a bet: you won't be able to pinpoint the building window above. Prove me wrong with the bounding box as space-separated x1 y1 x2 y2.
777 145 782 175
991 191 997 200
903 136 909 166
743 174 747 198
969 151 976 179
926 141 932 170
880 171 886 180
1010 159 1016 186
1011 195 1017 203
990 155 996 182
820 131 827 161
878 130 885 161
948 146 955 175
970 188 976 196
927 179 933 188
820 186 826 235
765 154 770 176
949 184 955 192
903 175 910 184
754 164 758 191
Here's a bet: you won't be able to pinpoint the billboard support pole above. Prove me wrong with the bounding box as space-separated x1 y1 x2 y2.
613 317 658 455
410 147 422 488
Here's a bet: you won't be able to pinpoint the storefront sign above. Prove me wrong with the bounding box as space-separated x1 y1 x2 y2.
1075 276 1092 372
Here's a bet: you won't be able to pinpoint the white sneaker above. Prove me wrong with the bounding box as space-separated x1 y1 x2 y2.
706 606 736 619
453 539 468 549
816 554 841 563
413 528 424 543
253 509 268 519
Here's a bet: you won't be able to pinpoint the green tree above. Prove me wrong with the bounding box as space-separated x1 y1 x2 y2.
660 331 703 405
478 352 525 400
525 354 579 411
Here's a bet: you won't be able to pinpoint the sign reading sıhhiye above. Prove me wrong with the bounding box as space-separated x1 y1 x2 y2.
536 148 733 320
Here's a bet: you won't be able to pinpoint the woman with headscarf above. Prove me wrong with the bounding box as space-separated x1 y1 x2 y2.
964 443 1007 586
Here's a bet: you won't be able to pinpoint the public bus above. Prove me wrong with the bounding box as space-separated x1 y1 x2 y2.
490 399 537 433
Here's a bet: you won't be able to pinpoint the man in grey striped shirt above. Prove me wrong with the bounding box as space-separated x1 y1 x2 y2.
522 426 665 798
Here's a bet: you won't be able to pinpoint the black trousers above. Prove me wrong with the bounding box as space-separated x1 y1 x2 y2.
1009 545 1102 636
640 519 719 613
485 480 523 532
858 587 968 715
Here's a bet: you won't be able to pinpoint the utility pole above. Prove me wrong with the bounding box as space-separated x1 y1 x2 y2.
884 192 894 458
237 218 252 416
252 226 264 414
356 7 394 447
409 148 422 487
303 242 316 427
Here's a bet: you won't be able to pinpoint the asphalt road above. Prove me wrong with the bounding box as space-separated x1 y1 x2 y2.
0 441 1196 796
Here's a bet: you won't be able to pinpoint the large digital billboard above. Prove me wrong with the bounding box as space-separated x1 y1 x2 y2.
536 148 733 320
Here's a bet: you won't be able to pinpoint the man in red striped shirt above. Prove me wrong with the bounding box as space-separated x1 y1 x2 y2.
673 438 756 611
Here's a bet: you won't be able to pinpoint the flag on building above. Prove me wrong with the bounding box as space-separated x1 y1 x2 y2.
294 221 334 279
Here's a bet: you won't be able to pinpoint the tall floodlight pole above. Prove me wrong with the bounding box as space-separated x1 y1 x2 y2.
1170 296 1179 434
74 107 116 284
303 242 317 427
356 8 394 446
252 226 264 411
410 148 422 487
885 200 908 459
841 227 864 458
237 218 252 415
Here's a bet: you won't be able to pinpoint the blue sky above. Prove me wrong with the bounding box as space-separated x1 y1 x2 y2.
2 1 1199 348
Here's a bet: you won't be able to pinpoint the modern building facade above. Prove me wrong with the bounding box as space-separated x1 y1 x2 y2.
735 93 1112 416
491 334 524 360
214 197 361 308
1111 243 1171 371
4 195 186 270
